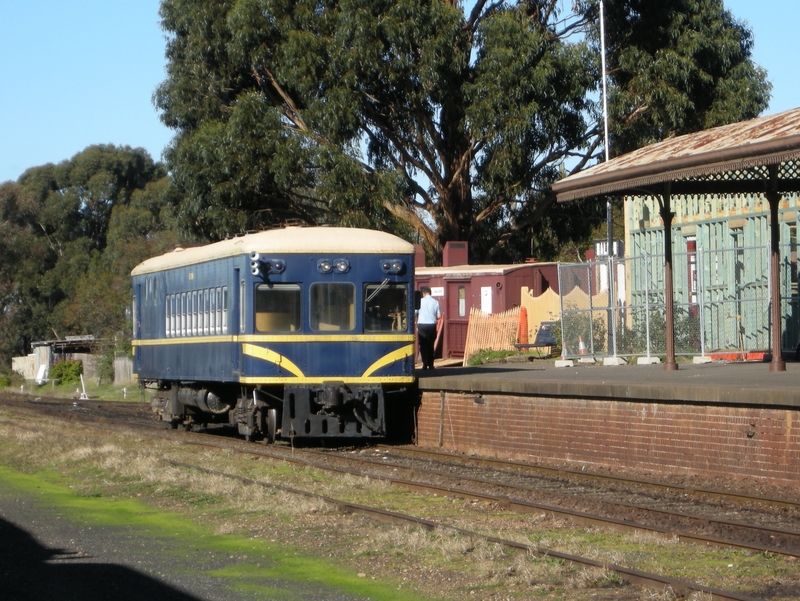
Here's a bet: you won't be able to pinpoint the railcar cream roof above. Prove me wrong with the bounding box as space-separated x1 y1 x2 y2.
131 227 415 275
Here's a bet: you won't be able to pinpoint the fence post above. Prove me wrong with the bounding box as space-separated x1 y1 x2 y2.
643 252 652 358
587 260 594 355
558 262 567 358
698 246 706 358
608 255 617 357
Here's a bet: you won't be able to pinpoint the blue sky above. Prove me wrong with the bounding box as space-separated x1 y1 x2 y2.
0 1 797 184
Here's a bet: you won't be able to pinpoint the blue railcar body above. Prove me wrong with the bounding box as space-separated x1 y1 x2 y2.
131 227 416 441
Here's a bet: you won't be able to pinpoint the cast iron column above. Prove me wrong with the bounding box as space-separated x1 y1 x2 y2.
660 185 678 370
767 165 786 371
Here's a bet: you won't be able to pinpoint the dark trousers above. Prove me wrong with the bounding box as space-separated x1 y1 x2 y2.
418 324 437 369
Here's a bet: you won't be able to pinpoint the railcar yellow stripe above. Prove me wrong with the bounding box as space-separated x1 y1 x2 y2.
132 334 414 346
132 335 235 346
361 344 415 378
238 376 416 385
241 343 305 378
240 334 415 343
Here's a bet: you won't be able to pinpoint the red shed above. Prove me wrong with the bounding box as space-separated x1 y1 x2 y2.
415 242 559 359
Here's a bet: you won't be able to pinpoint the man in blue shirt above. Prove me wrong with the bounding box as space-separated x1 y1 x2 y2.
416 286 442 370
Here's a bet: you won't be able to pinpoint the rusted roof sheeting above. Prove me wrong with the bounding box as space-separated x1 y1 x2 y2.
553 107 800 202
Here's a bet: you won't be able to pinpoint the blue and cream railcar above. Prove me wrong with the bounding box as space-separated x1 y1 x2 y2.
131 227 416 441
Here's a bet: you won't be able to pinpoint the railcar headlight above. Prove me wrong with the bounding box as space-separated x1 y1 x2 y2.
380 259 405 275
317 259 333 274
334 258 350 273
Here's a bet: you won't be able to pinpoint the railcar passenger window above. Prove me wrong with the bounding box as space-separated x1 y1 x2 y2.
171 295 177 336
240 280 246 333
191 291 198 335
210 289 217 333
364 282 407 332
180 293 187 337
222 287 228 333
255 284 301 332
310 283 354 332
169 295 174 337
215 287 223 334
203 290 209 335
165 296 171 337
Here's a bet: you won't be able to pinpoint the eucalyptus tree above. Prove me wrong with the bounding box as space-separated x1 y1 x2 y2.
599 0 771 155
0 146 175 361
155 0 769 262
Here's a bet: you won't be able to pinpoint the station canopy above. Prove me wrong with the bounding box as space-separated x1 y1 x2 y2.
551 107 800 372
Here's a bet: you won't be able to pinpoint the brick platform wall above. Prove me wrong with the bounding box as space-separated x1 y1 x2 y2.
416 391 800 487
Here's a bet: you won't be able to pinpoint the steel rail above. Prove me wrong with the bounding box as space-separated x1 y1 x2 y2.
166 459 764 601
3 395 796 570
3 395 796 559
379 445 800 510
181 440 800 560
311 448 800 558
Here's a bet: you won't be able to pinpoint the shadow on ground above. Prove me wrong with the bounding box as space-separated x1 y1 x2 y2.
0 516 201 601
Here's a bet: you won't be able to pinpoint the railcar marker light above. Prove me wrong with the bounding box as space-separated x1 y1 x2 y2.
250 251 262 276
380 259 405 274
251 252 285 276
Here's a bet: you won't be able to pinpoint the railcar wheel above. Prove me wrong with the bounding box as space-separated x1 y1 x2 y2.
266 408 279 444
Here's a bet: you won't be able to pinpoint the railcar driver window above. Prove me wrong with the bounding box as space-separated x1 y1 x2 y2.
310 282 355 331
364 282 407 332
255 284 301 332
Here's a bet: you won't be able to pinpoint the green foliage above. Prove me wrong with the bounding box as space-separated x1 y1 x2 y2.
556 308 608 356
49 359 83 385
595 0 771 156
0 365 24 389
0 146 189 364
467 349 521 366
617 300 701 355
155 0 769 263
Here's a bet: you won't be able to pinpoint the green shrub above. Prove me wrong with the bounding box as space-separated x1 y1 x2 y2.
0 367 24 389
50 359 84 384
467 349 518 366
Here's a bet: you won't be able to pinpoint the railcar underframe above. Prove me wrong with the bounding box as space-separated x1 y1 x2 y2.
147 379 399 442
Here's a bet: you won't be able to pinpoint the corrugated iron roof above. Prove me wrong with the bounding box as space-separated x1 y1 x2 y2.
553 107 800 202
415 263 551 278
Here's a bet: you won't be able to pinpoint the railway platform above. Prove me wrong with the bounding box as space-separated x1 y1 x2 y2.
414 360 800 487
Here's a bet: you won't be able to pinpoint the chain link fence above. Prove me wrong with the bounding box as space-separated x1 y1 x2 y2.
557 243 798 360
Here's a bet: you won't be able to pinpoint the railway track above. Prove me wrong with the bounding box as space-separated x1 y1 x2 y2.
5 393 800 558
165 458 764 601
1 392 794 600
337 445 800 557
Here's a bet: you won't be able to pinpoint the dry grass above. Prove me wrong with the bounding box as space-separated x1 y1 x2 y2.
1 406 797 601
